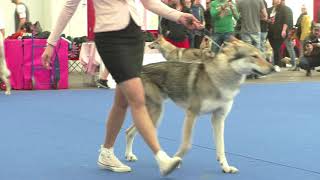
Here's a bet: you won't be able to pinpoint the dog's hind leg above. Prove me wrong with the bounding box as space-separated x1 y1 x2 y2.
2 76 11 95
174 110 197 159
125 100 163 162
211 102 238 173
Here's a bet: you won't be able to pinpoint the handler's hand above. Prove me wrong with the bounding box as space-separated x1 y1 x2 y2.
177 13 203 30
41 45 54 69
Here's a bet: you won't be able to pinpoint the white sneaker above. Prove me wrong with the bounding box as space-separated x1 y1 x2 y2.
155 150 181 176
274 65 281 72
97 145 131 172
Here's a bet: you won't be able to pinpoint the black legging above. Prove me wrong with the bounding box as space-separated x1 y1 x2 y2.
269 37 285 66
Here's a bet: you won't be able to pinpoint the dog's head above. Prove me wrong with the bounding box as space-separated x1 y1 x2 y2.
200 35 213 50
148 35 167 49
218 38 274 76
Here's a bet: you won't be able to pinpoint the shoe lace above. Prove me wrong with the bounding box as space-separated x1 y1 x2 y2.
100 149 124 167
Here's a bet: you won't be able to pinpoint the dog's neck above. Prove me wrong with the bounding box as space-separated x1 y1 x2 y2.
205 61 246 90
158 40 179 58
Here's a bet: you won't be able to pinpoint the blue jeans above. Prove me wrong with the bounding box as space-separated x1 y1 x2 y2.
284 39 296 66
260 32 268 52
211 32 234 53
240 32 261 51
299 56 320 70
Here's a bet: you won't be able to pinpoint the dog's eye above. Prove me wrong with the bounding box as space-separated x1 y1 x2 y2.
252 55 259 58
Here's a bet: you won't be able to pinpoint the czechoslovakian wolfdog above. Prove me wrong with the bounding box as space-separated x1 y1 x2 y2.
0 33 11 95
125 39 274 173
148 35 215 63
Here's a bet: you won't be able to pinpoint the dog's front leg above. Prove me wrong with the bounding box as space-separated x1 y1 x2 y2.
211 102 238 173
174 110 197 159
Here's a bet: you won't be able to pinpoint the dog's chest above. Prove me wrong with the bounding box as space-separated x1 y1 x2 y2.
199 90 239 113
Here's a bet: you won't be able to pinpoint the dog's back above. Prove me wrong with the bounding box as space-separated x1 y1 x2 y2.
141 61 222 112
149 35 215 63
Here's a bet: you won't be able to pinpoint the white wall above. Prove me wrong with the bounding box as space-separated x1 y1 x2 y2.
0 0 87 37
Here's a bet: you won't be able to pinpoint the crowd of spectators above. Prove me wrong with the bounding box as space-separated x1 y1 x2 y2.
159 0 319 76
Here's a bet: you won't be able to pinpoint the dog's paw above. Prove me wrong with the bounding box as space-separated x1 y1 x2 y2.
125 153 138 161
222 166 239 174
5 91 11 95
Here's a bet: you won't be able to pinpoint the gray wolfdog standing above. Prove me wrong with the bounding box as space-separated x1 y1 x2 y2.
148 35 214 62
125 39 274 173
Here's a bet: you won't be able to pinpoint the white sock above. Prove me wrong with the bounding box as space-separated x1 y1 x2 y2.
155 150 169 163
101 145 113 152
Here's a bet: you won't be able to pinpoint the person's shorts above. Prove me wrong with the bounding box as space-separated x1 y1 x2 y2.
95 19 145 84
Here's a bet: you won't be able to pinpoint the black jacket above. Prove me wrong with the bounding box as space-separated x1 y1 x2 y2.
160 6 190 42
260 0 268 32
267 5 289 39
303 35 320 57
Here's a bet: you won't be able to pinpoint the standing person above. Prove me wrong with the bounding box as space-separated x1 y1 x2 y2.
96 65 110 89
260 0 269 52
42 0 202 176
204 0 213 33
295 4 311 59
11 0 30 32
190 0 206 48
280 0 296 70
267 0 288 72
185 0 192 9
237 0 267 51
210 0 239 53
161 0 192 48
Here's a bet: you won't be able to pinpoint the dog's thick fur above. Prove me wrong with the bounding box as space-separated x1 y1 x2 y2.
0 33 11 95
264 40 273 63
148 35 215 63
125 39 274 173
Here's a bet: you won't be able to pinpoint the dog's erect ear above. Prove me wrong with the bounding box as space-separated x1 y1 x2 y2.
228 36 240 43
157 34 165 41
223 36 240 47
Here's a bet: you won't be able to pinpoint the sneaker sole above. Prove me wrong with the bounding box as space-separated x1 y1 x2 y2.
97 161 131 172
161 158 181 176
97 84 110 89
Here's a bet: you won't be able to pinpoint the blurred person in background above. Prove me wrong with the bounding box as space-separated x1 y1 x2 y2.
299 23 320 76
204 0 213 34
294 4 311 63
161 0 192 48
190 0 205 48
210 0 239 53
11 0 30 32
267 0 288 72
237 0 267 51
280 0 296 70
